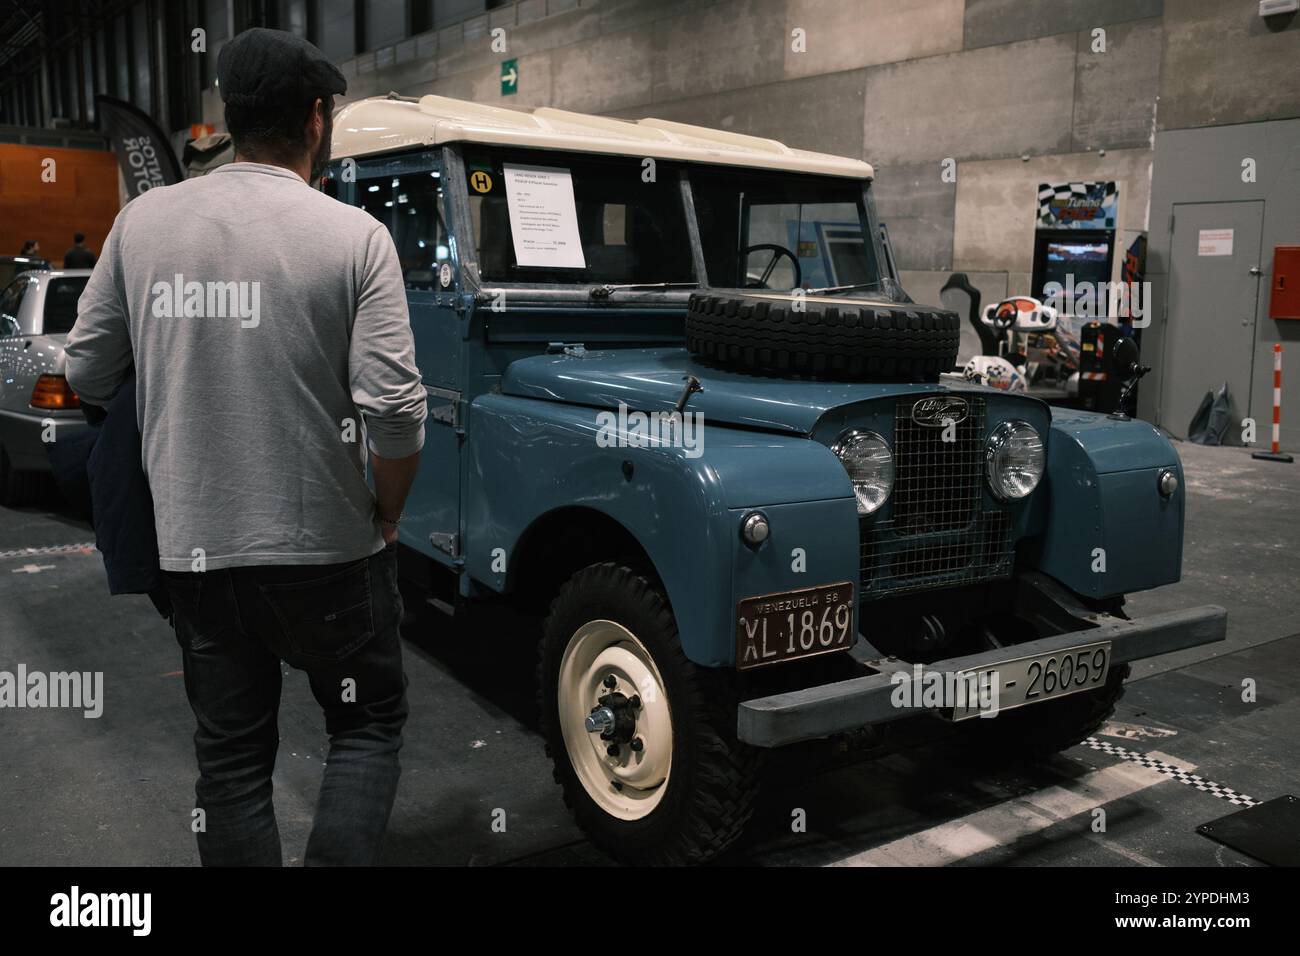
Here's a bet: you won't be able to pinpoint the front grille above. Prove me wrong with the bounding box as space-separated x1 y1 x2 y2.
860 512 1013 597
892 395 985 533
859 395 1015 599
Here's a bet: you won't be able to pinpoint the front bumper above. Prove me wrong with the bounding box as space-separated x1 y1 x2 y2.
0 408 87 471
737 573 1227 747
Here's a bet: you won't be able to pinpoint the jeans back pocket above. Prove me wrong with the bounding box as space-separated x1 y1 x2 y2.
257 560 375 664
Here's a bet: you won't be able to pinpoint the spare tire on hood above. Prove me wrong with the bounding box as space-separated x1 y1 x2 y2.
686 291 961 382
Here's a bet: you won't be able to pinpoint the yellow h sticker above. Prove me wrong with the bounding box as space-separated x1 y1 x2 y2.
470 170 493 193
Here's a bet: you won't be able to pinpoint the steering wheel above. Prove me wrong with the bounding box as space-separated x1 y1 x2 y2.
743 243 801 289
993 300 1019 332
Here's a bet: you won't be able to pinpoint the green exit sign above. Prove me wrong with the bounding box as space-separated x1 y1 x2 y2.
500 58 518 96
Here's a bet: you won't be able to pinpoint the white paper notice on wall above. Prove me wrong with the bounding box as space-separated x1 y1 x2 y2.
502 163 586 269
1198 228 1234 256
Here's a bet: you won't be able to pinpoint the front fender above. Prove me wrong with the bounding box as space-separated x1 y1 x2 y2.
1032 410 1184 598
466 394 858 665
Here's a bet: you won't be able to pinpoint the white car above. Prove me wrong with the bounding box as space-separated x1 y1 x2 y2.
0 268 93 505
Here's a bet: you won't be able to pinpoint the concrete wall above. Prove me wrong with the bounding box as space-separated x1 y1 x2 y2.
198 0 1300 431
227 0 1180 297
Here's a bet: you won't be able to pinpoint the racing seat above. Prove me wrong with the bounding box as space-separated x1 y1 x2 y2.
941 272 997 364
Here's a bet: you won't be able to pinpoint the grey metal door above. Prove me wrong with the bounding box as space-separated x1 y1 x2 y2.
1161 201 1264 439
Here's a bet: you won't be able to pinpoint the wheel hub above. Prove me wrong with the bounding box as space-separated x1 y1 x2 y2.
557 621 672 820
586 688 640 748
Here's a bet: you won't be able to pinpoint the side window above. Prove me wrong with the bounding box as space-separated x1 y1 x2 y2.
0 280 29 335
360 169 453 291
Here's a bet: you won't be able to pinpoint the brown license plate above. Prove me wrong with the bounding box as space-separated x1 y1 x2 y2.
736 582 855 670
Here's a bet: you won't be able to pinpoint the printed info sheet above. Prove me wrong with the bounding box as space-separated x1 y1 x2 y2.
502 163 587 269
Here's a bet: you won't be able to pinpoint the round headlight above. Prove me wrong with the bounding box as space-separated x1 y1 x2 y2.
986 421 1045 501
832 430 894 516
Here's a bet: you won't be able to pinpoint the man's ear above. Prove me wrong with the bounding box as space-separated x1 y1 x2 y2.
307 97 325 142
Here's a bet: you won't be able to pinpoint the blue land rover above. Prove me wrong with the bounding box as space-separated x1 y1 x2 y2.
327 93 1226 864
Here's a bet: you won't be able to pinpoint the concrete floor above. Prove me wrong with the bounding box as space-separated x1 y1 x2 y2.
1 439 1296 866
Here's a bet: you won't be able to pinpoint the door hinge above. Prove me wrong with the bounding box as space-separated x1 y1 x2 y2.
429 531 460 557
428 402 460 428
425 385 462 429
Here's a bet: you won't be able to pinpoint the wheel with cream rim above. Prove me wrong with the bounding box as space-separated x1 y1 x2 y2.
538 561 763 865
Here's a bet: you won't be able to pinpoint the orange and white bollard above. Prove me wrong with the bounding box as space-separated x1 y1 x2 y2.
1252 344 1293 463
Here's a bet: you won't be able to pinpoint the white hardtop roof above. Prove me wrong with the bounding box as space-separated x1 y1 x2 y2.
332 94 874 179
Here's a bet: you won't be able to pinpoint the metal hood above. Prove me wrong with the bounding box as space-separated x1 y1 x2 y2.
498 347 988 435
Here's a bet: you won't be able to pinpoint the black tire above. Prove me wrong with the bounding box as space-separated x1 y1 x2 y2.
0 446 42 508
686 291 961 382
963 662 1131 762
538 561 763 865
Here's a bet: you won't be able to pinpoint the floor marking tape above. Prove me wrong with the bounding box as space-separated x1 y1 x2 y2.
1083 737 1257 807
827 757 1179 867
0 542 96 560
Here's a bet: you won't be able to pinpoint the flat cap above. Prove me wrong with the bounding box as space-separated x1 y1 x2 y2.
217 27 346 108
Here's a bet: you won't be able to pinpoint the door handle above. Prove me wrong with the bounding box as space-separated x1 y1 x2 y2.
1249 266 1262 276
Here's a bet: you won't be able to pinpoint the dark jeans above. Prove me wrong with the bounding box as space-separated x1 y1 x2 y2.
163 544 408 866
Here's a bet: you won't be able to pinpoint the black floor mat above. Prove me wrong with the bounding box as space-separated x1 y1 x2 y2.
1197 795 1300 866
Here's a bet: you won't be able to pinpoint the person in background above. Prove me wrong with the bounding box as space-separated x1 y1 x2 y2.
20 239 39 256
63 233 96 269
64 27 427 867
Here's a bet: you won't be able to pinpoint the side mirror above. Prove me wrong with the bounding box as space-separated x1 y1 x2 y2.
1109 336 1152 419
1112 335 1141 377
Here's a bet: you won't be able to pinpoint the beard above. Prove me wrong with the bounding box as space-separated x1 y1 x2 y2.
309 107 334 183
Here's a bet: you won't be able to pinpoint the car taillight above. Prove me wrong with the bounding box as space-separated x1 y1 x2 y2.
30 374 80 409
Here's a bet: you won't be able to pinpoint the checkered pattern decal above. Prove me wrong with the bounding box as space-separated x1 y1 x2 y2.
1037 181 1118 228
0 542 95 560
1083 737 1258 807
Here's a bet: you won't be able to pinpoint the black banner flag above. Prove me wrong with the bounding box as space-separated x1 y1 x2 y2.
95 95 183 200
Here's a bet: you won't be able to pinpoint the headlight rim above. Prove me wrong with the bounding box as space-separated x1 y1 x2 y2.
831 428 895 517
985 419 1045 502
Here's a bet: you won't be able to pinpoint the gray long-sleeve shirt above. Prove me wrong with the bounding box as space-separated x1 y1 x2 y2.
65 162 427 571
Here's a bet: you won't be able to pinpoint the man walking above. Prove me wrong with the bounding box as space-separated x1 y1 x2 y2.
63 232 96 269
65 28 427 866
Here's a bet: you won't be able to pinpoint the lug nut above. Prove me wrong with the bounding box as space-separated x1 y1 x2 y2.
630 738 644 752
606 744 620 757
630 695 641 709
585 705 617 735
603 674 618 689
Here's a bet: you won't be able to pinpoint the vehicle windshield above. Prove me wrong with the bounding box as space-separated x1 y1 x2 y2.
42 276 89 334
690 167 881 294
463 146 696 287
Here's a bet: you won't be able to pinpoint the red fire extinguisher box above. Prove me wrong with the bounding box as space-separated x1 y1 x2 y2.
1271 246 1300 320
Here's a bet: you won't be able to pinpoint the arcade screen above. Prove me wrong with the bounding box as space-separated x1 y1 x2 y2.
1038 239 1111 305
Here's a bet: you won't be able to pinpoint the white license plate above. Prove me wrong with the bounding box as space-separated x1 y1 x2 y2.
949 641 1112 720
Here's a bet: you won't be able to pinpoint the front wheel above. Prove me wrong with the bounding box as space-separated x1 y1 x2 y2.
538 562 762 865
